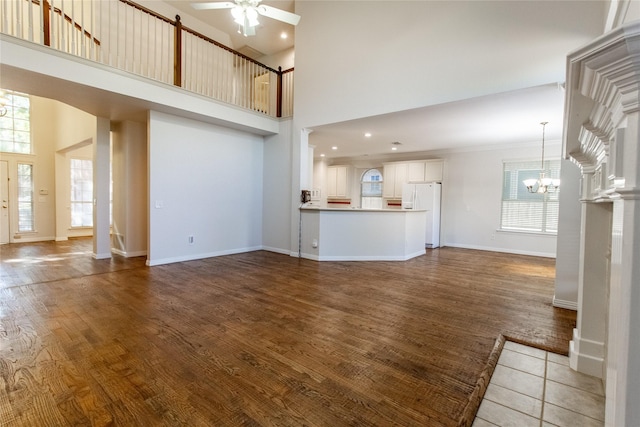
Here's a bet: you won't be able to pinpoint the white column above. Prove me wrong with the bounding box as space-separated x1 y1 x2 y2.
563 20 640 426
553 158 583 310
92 117 111 259
605 113 640 427
569 198 611 378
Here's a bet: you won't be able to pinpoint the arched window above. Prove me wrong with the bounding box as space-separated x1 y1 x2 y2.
361 168 383 209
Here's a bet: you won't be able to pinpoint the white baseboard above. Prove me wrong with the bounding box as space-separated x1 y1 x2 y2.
92 252 112 260
569 328 605 378
146 245 262 266
111 248 147 258
261 245 290 255
295 249 426 262
444 243 556 258
11 236 55 243
552 296 578 311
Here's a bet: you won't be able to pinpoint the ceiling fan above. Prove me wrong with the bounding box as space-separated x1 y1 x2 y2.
191 0 301 37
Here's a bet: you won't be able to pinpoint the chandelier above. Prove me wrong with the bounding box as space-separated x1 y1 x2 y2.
523 121 560 194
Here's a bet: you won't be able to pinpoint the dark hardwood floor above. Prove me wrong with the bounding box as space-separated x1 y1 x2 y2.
0 239 576 426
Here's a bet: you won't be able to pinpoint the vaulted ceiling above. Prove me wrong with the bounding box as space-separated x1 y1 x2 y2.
167 0 297 58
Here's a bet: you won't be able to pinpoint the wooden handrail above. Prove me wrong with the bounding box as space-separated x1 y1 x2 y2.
118 0 174 24
180 25 280 74
28 0 294 115
115 0 279 74
32 0 101 46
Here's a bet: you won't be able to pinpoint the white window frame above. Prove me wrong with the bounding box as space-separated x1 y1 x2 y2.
70 158 94 228
500 159 560 234
361 168 383 209
17 162 34 232
0 90 32 154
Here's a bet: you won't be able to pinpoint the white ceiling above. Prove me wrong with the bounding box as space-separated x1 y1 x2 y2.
309 83 567 161
166 0 297 58
165 1 570 162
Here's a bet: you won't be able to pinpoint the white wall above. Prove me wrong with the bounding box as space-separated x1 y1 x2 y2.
259 47 295 71
147 110 264 265
294 1 606 129
50 99 97 240
112 120 147 257
438 142 563 257
4 95 57 242
262 118 293 254
5 95 95 243
311 142 569 257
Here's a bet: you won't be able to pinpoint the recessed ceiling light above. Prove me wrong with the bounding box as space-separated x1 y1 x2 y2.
280 32 288 39
332 146 338 150
364 132 372 138
391 147 398 151
320 153 325 157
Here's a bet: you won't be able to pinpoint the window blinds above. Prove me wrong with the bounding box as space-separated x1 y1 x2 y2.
501 160 560 233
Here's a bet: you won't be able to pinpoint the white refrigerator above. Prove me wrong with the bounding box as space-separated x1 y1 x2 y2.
402 182 441 248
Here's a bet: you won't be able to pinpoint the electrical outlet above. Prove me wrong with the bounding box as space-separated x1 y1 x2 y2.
188 235 194 245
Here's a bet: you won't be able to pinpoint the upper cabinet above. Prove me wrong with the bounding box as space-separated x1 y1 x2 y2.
326 165 350 198
407 162 425 182
382 163 408 198
423 160 444 182
383 159 444 198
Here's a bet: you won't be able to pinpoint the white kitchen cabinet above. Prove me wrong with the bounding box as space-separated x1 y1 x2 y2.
384 159 444 198
383 163 408 198
407 162 426 182
326 165 350 198
424 160 444 182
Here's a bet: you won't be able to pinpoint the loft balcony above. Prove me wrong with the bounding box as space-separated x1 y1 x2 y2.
1 0 294 118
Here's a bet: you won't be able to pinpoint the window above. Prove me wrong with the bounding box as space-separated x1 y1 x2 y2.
17 163 34 232
70 158 93 227
0 90 31 154
361 168 383 209
501 160 560 233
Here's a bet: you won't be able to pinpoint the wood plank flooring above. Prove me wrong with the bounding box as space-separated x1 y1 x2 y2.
0 239 576 426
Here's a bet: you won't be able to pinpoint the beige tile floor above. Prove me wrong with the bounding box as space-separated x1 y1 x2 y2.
472 341 605 427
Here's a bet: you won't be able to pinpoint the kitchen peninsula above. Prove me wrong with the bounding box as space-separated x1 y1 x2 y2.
298 206 427 261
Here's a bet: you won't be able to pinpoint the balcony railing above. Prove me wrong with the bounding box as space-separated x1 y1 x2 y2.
0 0 294 118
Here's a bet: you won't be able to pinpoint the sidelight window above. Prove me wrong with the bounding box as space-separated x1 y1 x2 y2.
70 158 93 227
17 163 34 232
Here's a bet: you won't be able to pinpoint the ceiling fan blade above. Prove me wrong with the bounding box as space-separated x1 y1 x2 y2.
256 5 301 26
191 1 236 10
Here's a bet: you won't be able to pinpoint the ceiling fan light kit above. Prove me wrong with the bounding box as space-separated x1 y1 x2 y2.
192 0 301 37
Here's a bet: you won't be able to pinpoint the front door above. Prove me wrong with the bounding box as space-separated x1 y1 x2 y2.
0 161 9 244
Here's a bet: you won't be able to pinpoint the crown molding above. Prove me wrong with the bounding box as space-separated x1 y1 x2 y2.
564 20 640 199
